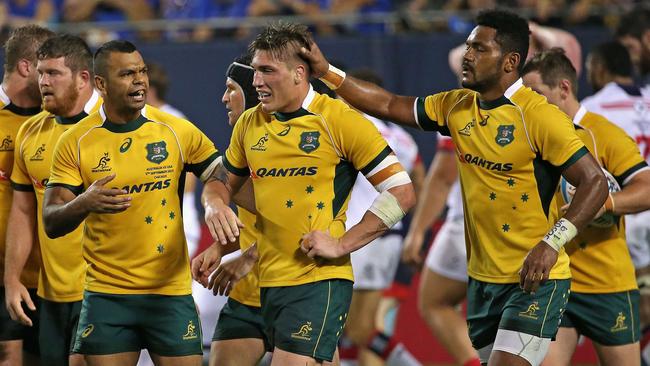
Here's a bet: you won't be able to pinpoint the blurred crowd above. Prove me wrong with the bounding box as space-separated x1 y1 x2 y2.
0 0 647 45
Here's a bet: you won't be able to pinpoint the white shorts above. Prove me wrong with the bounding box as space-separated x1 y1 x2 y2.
478 329 551 366
351 233 403 290
425 218 467 282
625 210 650 269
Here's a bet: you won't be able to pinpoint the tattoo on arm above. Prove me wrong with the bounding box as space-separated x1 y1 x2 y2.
206 163 232 193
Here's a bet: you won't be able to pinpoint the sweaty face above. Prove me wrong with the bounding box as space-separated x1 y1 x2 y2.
251 50 303 113
461 26 505 93
38 57 80 116
222 78 245 127
99 51 148 120
522 71 562 107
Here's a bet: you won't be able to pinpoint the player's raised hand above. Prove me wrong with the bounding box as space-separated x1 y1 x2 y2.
204 200 243 245
299 40 329 79
79 174 131 214
519 241 559 294
300 230 345 259
401 230 425 265
209 243 258 296
4 279 35 326
191 243 223 287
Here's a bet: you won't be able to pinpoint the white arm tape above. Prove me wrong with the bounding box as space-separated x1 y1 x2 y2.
374 171 412 192
200 155 223 183
369 190 406 229
366 155 399 177
541 218 578 252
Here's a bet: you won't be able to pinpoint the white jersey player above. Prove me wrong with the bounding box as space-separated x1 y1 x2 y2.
583 44 650 269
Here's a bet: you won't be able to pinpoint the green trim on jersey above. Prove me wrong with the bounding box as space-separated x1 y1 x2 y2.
359 146 392 175
10 181 34 192
532 156 562 218
101 115 148 133
478 96 514 110
185 151 220 176
559 146 589 171
46 182 83 196
532 146 589 218
617 161 648 186
223 154 249 176
274 108 314 122
332 160 357 217
416 98 440 132
55 111 88 125
5 103 41 116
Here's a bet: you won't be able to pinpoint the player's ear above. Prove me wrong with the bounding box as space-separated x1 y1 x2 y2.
17 59 32 78
94 75 106 94
294 63 306 84
77 70 91 89
558 79 572 99
504 52 520 74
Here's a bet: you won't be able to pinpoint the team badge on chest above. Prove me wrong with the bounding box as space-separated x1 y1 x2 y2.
495 125 515 147
146 141 169 164
299 131 320 153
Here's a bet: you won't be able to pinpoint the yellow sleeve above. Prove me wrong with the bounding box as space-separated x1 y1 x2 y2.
10 121 34 191
333 108 391 173
179 120 220 177
416 90 468 134
528 104 587 169
596 119 648 185
47 130 84 195
223 111 249 177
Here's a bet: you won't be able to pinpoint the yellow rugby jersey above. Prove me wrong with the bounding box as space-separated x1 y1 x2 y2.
561 106 647 293
228 205 261 307
416 79 587 283
0 85 42 288
48 104 219 295
224 87 390 287
11 91 102 302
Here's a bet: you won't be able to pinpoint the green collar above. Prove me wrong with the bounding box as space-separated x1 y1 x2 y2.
102 114 149 132
55 111 88 125
274 108 313 122
478 95 513 110
5 103 41 116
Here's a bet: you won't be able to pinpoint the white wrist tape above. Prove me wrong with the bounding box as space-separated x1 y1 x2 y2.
369 190 405 229
542 218 577 252
320 64 346 90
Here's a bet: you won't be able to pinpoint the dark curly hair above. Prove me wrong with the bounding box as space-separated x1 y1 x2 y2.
476 9 530 73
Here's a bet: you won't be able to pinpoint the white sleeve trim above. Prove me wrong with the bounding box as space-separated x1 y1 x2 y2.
199 155 222 183
413 98 422 129
365 155 399 178
623 166 650 186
